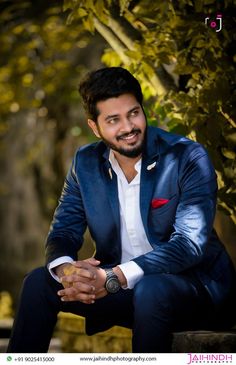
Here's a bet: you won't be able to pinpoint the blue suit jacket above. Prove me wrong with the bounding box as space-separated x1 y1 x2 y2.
46 126 235 308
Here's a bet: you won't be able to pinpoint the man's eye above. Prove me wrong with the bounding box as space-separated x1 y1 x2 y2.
107 118 118 124
130 110 139 117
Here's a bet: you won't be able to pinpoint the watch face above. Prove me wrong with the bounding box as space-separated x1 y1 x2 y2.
106 277 120 293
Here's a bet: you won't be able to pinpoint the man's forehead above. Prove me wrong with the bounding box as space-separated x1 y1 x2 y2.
96 94 140 115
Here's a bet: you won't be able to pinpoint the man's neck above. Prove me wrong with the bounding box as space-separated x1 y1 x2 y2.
112 151 142 183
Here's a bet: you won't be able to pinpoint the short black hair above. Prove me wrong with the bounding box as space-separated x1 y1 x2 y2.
78 67 143 121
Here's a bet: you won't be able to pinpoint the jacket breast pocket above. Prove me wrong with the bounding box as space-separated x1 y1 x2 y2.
149 195 178 236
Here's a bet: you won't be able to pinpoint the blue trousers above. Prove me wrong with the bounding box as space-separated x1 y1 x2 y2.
7 266 232 353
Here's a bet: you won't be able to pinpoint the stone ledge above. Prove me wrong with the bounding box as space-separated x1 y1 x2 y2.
56 313 236 353
56 313 132 352
172 330 236 352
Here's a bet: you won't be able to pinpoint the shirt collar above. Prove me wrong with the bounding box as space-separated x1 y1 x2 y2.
109 150 142 183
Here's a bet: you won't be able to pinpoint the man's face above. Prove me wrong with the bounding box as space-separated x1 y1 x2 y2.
88 93 147 158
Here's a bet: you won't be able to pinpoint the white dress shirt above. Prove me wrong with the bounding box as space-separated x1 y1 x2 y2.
48 151 153 289
109 151 153 288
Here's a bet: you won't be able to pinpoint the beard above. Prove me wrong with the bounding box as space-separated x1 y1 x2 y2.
98 126 147 158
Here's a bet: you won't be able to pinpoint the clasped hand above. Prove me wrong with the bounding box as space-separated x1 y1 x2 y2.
57 258 107 304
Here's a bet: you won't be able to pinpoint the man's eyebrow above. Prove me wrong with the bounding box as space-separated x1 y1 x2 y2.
128 105 140 113
105 113 119 121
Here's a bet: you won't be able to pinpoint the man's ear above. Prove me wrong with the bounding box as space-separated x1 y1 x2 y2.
87 119 101 138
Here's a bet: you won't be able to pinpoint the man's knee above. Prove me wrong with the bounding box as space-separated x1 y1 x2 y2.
134 274 175 303
22 266 60 295
20 266 62 311
23 267 46 288
133 274 175 320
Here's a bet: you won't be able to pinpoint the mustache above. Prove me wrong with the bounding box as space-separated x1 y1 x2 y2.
116 128 141 141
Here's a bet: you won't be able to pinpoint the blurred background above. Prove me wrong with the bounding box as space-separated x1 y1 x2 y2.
0 0 235 321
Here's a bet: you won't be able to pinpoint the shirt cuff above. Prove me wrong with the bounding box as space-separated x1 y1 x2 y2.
118 261 144 289
47 256 74 282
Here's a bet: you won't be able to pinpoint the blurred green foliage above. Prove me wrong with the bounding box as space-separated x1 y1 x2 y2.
0 0 96 217
63 0 236 224
0 1 88 118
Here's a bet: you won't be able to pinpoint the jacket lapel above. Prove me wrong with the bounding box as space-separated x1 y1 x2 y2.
102 156 121 236
140 128 160 241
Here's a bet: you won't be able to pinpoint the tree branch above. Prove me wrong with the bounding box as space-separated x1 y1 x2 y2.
93 16 167 96
93 16 130 64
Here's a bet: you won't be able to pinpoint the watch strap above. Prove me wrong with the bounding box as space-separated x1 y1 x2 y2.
104 268 117 279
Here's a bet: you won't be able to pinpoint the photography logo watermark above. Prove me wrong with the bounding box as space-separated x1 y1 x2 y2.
187 353 233 364
205 14 223 32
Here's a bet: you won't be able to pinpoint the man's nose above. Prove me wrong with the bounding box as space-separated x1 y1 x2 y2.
120 117 134 133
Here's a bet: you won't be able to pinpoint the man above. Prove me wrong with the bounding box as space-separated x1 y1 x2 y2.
8 67 236 353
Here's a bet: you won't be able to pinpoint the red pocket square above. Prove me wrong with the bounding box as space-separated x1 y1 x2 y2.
151 198 169 209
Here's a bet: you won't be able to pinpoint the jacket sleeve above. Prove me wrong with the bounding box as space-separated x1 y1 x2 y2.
45 149 87 265
133 144 218 274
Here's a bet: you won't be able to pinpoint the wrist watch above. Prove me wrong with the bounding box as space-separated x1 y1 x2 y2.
104 268 121 294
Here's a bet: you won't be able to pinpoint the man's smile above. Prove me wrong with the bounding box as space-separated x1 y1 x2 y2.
117 129 141 142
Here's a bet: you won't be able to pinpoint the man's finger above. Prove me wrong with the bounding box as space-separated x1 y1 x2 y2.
84 257 101 266
58 286 77 297
59 291 96 304
72 281 95 293
58 282 95 297
60 269 95 283
72 259 100 270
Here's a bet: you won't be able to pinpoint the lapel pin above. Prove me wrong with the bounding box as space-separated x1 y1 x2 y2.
147 161 156 171
108 168 113 180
